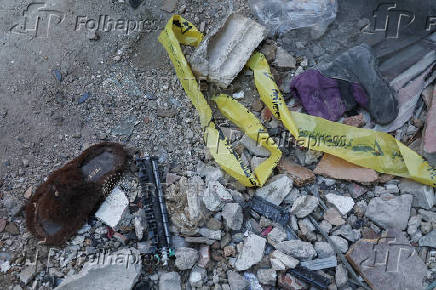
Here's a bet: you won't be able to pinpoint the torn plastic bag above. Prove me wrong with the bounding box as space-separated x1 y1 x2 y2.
318 44 398 125
159 15 436 188
290 69 369 121
248 0 337 36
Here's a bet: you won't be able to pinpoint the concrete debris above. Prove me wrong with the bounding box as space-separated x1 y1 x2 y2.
257 268 277 285
228 271 249 290
267 226 287 247
134 209 147 240
190 13 267 88
95 186 129 228
240 134 271 157
365 194 413 230
347 229 426 290
222 203 243 231
332 224 361 242
273 47 296 69
323 208 345 226
275 240 316 261
175 247 199 270
203 180 233 211
197 162 224 182
278 273 308 289
270 250 299 270
19 265 36 285
314 242 334 258
56 248 141 290
159 272 181 290
419 230 436 248
278 157 315 186
325 193 354 215
407 215 422 237
335 264 348 287
398 179 434 209
290 195 319 218
235 234 266 271
314 153 379 183
255 174 293 205
189 266 207 288
329 235 348 253
418 209 436 223
198 228 222 240
300 256 337 270
197 245 210 268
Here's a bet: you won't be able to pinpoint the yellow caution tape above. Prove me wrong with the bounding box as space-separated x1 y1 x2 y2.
159 15 436 187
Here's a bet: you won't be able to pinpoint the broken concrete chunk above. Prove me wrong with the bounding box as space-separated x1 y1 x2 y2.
56 248 141 290
323 208 345 226
399 179 434 209
175 247 199 270
314 154 378 183
273 47 296 69
95 186 128 228
419 230 436 248
325 193 354 215
203 180 233 212
365 194 412 230
290 196 319 218
255 174 293 205
275 240 316 261
346 229 426 290
257 268 277 286
270 250 299 269
190 13 267 88
159 272 181 290
423 85 436 166
235 234 266 271
314 242 334 258
222 203 243 231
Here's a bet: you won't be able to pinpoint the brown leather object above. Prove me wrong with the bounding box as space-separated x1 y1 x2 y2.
25 142 127 246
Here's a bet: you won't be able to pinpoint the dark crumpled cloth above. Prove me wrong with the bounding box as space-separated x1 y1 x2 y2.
290 69 369 121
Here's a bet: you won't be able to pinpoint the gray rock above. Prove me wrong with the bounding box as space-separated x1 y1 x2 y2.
197 162 224 182
235 234 266 271
257 269 277 286
407 215 422 237
325 193 355 215
329 236 348 253
335 264 348 287
189 266 207 288
184 176 206 223
365 194 413 230
199 228 222 240
134 210 147 240
227 271 249 290
290 195 319 218
347 229 426 290
332 224 361 242
3 195 23 216
298 218 316 241
319 220 332 234
399 179 434 209
300 256 337 270
240 134 271 157
95 186 129 228
274 47 296 68
56 248 141 290
418 209 436 222
314 242 334 258
275 240 316 261
203 181 233 212
255 174 293 205
267 227 287 247
270 250 299 269
19 265 36 285
419 230 436 248
175 247 199 270
159 272 181 290
251 156 267 171
222 203 243 231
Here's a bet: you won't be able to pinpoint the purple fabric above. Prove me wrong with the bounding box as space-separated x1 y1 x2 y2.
290 70 369 121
